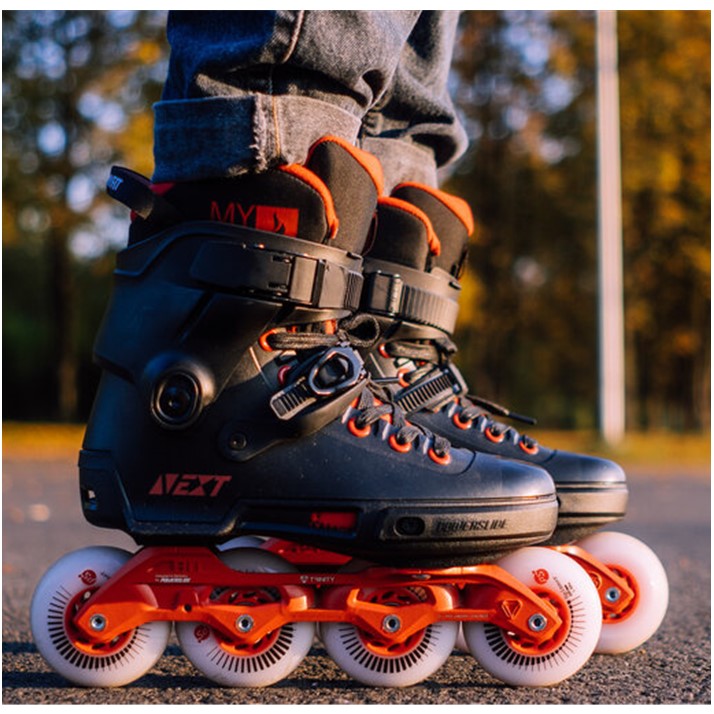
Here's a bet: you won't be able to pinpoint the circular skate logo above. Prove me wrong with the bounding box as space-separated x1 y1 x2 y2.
532 568 549 585
194 624 211 643
78 569 97 586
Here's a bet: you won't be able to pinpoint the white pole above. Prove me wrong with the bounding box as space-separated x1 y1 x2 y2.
596 10 626 444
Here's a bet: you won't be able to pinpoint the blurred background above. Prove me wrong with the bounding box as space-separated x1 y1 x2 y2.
2 11 710 449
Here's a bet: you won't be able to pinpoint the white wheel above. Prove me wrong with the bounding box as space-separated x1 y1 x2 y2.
217 535 265 551
576 531 669 654
30 546 171 687
464 547 601 687
321 585 459 687
175 548 315 687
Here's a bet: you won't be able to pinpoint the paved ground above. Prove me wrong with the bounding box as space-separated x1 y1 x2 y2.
2 457 710 705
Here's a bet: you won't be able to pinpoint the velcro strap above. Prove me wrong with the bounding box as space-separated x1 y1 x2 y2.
191 240 363 310
395 364 468 414
361 262 460 333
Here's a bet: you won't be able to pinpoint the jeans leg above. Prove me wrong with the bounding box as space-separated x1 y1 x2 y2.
153 10 422 181
360 11 468 190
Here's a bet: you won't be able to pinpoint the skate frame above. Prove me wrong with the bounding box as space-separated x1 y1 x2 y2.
69 545 568 652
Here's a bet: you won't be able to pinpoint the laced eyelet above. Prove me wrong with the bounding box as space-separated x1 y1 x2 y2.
396 367 411 388
378 343 390 359
452 412 472 430
259 328 280 352
484 425 505 444
389 433 412 453
428 447 451 466
277 365 291 386
347 416 371 438
519 438 540 455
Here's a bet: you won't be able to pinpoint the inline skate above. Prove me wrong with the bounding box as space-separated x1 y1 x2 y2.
30 137 603 689
358 182 669 655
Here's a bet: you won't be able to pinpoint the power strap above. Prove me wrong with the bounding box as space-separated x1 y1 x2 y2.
361 258 460 334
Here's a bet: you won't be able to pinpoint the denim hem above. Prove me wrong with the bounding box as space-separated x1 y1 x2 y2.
152 94 362 182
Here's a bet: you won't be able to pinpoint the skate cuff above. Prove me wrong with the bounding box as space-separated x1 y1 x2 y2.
361 258 460 333
116 222 364 312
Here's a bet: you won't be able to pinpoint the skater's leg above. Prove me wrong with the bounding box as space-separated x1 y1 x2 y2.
359 11 468 191
154 10 430 181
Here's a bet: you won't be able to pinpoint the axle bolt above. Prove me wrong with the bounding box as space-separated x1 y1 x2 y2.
605 587 621 603
527 613 548 632
89 614 107 632
382 615 402 634
236 615 254 633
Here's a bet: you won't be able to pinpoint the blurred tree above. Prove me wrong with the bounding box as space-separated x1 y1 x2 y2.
2 10 709 431
447 10 710 431
617 10 710 430
3 10 167 420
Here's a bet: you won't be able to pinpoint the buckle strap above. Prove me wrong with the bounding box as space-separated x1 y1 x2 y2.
361 260 460 333
395 364 468 414
114 221 363 312
270 345 366 420
191 241 363 310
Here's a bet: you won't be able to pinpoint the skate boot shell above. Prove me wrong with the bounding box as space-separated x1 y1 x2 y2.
78 139 559 567
30 138 610 690
359 182 667 653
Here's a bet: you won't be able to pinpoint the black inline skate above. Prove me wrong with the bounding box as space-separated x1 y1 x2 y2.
31 137 603 689
359 182 668 655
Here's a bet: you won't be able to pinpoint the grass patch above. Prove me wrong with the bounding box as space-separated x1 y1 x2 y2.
2 422 84 460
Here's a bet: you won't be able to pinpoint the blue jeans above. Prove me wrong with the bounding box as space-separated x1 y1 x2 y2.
153 10 467 190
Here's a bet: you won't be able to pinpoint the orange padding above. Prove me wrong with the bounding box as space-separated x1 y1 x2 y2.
395 182 475 237
379 195 441 256
308 135 385 196
278 163 339 239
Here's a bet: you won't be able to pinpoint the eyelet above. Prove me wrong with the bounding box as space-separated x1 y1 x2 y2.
519 438 540 455
428 448 451 466
484 426 505 444
396 367 411 388
378 343 390 359
259 328 279 352
277 365 291 386
452 412 472 430
347 416 372 438
389 433 412 453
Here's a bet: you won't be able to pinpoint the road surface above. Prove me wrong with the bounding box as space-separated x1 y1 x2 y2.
2 456 710 705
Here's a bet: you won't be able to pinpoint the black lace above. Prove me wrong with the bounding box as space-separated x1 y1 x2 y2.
351 382 451 457
266 315 452 459
265 313 382 352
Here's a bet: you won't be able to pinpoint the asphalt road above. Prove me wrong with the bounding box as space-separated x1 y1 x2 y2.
2 456 710 705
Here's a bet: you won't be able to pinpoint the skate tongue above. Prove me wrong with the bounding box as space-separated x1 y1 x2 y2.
391 183 473 277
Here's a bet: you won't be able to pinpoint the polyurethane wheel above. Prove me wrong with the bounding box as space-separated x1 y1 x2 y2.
576 531 669 654
464 546 602 687
175 547 315 687
321 584 458 687
31 546 171 687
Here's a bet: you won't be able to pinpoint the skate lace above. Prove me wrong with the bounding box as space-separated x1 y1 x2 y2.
264 315 452 461
382 338 539 454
